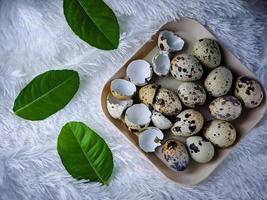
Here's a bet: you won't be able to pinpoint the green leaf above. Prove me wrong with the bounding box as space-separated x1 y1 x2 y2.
57 121 114 184
13 70 80 121
63 0 120 50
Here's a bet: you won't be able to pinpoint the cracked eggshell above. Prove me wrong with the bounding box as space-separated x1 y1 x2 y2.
151 110 172 130
110 79 136 100
170 54 203 81
177 82 206 108
171 109 204 137
204 66 233 97
203 120 236 148
161 139 189 171
138 127 164 152
186 136 215 163
139 84 158 108
153 88 182 116
158 30 184 52
209 96 242 121
152 51 170 76
193 38 221 68
106 93 133 119
235 76 264 108
125 103 152 133
126 59 153 86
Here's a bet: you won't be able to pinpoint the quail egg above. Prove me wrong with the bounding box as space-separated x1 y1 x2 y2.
235 76 264 108
171 109 204 137
193 38 221 68
139 84 158 109
177 82 206 108
161 139 189 171
170 54 203 81
204 66 233 97
152 51 171 76
151 110 173 130
110 79 136 100
154 88 182 116
209 96 242 121
138 127 164 152
157 30 184 52
125 104 151 133
204 120 236 148
186 136 215 163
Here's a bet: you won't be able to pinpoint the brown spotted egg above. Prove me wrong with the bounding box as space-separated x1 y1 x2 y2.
204 120 236 148
170 54 203 81
235 76 264 108
177 82 206 108
209 96 242 121
139 84 158 109
161 139 189 171
204 66 233 97
193 38 221 68
171 109 204 137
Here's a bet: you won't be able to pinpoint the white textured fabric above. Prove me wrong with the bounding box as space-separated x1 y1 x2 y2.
0 0 266 199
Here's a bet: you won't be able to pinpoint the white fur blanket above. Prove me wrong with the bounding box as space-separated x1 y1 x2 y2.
0 0 266 199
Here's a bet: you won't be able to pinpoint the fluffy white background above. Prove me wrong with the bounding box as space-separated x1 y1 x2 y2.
0 0 266 199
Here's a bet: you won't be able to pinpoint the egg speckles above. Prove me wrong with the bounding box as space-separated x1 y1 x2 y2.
171 109 204 137
193 38 221 68
204 120 236 148
209 96 242 121
177 82 206 108
235 76 264 108
161 139 189 171
186 136 215 163
170 54 203 81
204 66 233 97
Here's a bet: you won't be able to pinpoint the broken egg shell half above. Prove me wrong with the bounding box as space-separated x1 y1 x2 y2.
158 30 185 52
126 59 153 86
110 79 136 100
138 127 164 152
106 93 133 119
125 103 152 133
152 51 170 76
151 110 173 130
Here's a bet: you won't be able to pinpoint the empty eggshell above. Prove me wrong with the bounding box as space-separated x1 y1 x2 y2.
161 139 189 171
152 51 171 76
138 127 164 152
110 79 136 100
158 30 184 52
151 110 173 130
235 76 264 108
139 84 158 108
106 93 133 119
186 136 215 163
125 103 152 133
126 60 153 86
209 95 242 121
204 120 236 148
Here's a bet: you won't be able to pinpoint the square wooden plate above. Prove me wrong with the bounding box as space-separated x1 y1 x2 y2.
101 18 267 186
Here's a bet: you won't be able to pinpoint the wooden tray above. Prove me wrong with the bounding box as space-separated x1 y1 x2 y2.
100 18 267 186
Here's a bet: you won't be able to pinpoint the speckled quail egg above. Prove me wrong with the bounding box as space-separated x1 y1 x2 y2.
106 93 133 119
138 127 164 152
209 96 242 121
177 82 206 108
110 79 136 100
235 76 264 108
204 120 236 148
161 139 189 171
170 54 203 81
186 136 215 163
154 88 182 116
151 110 173 130
139 84 158 109
193 38 221 68
204 66 233 97
171 109 204 137
124 104 151 133
157 30 184 52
